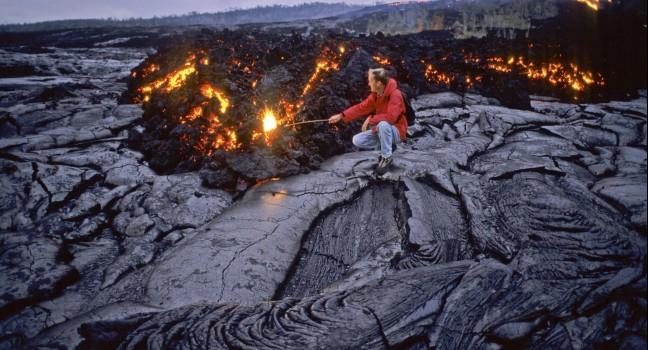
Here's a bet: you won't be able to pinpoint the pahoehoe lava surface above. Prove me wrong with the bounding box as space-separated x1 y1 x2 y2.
275 183 405 299
75 93 646 349
0 21 646 350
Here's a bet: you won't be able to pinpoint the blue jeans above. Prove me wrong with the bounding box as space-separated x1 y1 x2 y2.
352 121 401 158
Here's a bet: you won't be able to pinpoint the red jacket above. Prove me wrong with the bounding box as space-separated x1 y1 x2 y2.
342 78 408 140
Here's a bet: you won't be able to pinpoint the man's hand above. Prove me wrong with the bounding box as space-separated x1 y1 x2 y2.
328 113 342 124
361 116 371 132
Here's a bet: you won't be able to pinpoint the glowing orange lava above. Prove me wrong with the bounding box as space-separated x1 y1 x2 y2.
423 62 453 87
138 54 198 101
263 108 278 133
372 55 391 65
301 46 344 96
200 84 230 113
577 0 599 10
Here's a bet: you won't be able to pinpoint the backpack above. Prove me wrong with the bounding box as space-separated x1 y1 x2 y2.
400 90 416 126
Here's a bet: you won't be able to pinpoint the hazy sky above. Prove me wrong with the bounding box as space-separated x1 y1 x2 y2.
0 0 377 24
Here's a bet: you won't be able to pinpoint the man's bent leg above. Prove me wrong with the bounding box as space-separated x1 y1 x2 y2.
352 130 380 150
377 121 400 158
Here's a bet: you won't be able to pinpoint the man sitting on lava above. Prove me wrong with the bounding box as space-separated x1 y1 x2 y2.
328 68 408 175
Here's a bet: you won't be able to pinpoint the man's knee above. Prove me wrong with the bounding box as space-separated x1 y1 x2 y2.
352 133 370 148
352 134 361 147
377 121 390 130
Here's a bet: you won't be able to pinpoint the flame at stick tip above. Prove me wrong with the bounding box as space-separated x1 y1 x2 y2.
263 108 278 133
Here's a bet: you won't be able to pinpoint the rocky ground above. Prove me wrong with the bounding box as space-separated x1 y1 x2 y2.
0 46 646 349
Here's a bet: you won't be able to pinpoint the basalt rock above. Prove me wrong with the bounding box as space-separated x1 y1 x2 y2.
0 26 646 350
75 91 645 349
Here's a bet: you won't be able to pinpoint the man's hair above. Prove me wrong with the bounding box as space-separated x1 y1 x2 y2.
368 68 390 85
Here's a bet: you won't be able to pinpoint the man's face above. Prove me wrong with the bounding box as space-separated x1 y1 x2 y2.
368 73 383 93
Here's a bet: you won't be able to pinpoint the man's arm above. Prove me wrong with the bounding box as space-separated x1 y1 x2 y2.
369 91 403 125
342 94 376 123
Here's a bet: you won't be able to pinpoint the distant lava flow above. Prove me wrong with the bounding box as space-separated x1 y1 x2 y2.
417 55 604 92
577 0 612 11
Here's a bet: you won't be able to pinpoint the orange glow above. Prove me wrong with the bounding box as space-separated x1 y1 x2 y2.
423 62 453 87
577 0 599 10
372 55 391 65
571 81 584 91
243 44 345 144
424 54 603 94
209 127 240 152
278 98 302 127
200 84 230 113
485 55 604 92
300 46 345 97
138 54 197 101
487 57 513 73
263 108 278 133
180 105 204 124
252 131 263 140
145 64 160 76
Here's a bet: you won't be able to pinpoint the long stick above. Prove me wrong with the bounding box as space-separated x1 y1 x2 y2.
283 119 329 127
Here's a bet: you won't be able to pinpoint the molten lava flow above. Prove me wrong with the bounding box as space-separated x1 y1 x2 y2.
180 105 204 124
495 56 604 92
373 55 391 66
263 108 278 133
200 84 230 113
483 56 604 92
423 55 603 94
301 46 344 97
463 53 481 65
465 75 479 89
255 44 346 140
577 0 599 10
487 57 513 73
138 54 198 101
132 63 160 78
423 62 453 87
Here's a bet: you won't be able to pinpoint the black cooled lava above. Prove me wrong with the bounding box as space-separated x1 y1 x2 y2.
125 3 645 192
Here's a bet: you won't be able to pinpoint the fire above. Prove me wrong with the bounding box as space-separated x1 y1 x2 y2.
263 108 278 133
252 44 345 140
